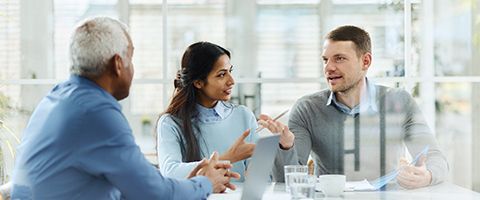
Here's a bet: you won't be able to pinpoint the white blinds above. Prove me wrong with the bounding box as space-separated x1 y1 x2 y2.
53 0 117 79
0 0 20 103
0 0 20 80
256 5 321 78
256 2 323 115
129 1 226 114
129 3 164 79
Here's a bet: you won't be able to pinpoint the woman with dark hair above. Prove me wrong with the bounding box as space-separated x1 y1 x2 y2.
156 41 293 181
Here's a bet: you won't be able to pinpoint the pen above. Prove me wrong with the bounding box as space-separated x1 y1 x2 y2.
410 145 430 166
255 109 290 133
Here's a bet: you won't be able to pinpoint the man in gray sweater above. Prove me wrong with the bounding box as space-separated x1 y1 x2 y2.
273 25 448 189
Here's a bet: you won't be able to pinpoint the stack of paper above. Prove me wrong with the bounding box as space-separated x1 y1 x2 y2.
315 179 375 192
345 179 376 191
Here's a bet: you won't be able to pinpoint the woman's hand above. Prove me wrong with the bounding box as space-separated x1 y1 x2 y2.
220 129 256 163
258 114 294 150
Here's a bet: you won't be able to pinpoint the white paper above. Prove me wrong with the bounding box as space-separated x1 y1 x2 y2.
345 179 376 191
316 179 375 192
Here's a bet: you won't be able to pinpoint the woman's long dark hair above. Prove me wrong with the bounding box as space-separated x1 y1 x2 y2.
161 41 230 162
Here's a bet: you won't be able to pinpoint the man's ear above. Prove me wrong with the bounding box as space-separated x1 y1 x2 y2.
193 80 204 89
111 54 123 77
362 52 372 70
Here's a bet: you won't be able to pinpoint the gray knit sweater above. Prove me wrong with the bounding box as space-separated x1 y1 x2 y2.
273 85 448 185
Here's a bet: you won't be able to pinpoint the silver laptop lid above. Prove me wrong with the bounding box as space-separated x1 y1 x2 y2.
241 134 280 200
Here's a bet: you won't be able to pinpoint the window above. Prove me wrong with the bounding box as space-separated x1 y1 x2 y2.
53 0 118 78
256 3 321 78
0 0 20 184
2 0 480 190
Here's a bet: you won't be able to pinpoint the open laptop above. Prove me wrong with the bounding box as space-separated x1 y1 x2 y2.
208 134 280 200
240 134 280 200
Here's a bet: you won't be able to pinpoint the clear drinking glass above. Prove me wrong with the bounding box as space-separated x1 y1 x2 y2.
288 174 316 200
284 165 308 192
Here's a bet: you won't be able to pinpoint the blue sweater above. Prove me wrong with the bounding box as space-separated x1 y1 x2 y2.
157 102 258 181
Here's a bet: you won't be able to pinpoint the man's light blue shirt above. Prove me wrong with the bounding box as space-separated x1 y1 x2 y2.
11 75 212 200
326 78 378 116
157 101 258 182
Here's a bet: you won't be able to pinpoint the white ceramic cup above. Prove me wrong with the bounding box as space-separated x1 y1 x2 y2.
318 174 346 197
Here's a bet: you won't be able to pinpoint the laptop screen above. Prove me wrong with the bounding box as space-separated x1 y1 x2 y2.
241 134 280 200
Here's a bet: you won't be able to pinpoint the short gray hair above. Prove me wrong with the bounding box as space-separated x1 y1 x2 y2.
69 16 130 77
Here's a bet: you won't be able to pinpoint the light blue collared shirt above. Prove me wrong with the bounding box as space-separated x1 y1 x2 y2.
12 75 212 200
157 101 258 182
194 101 233 123
326 78 378 116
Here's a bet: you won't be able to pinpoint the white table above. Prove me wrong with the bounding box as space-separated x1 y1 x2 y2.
208 182 480 200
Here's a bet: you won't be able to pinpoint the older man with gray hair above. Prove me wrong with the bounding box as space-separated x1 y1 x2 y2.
11 16 236 199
